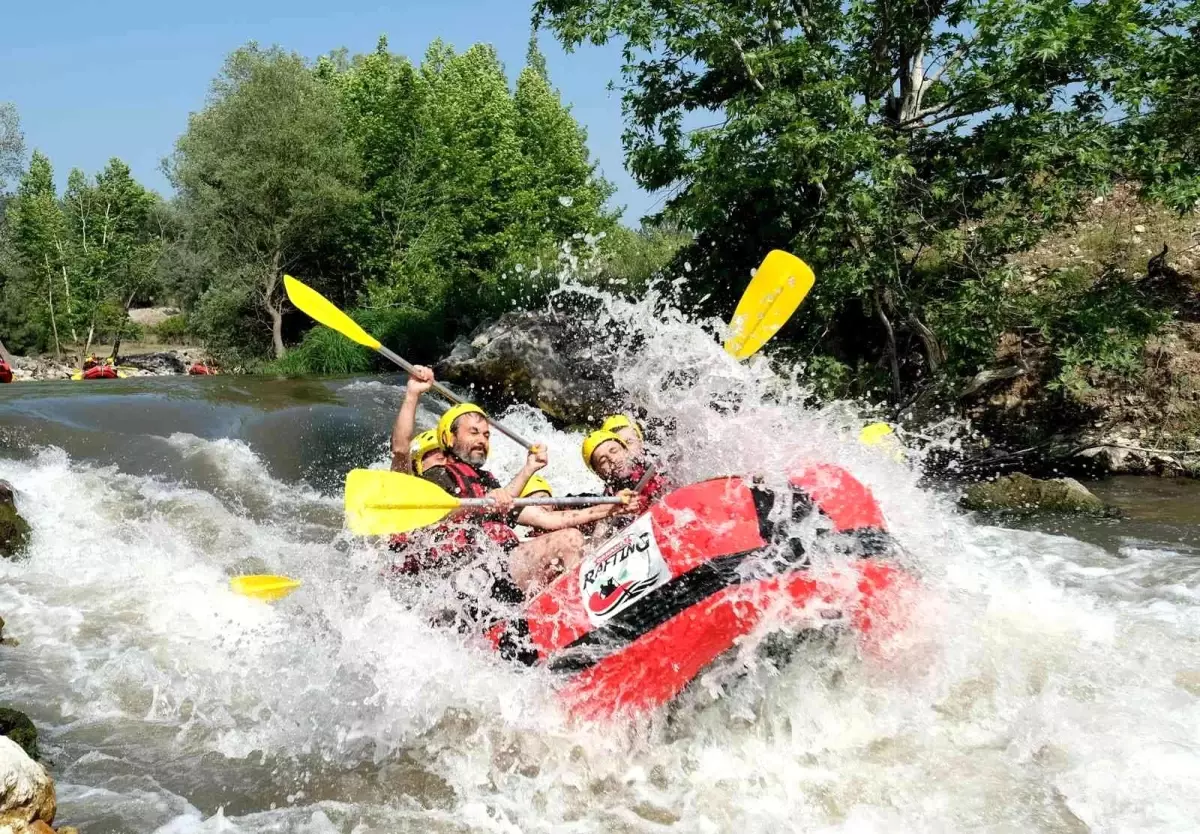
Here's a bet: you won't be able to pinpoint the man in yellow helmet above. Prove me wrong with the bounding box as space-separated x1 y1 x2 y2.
390 365 439 473
600 414 645 458
582 429 672 518
409 429 446 475
421 401 632 596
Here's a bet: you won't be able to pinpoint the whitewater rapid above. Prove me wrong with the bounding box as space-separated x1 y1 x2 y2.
2 287 1200 833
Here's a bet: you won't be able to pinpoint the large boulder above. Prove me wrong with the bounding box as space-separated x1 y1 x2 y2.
0 483 30 561
961 473 1113 515
0 736 55 834
118 351 187 375
0 712 36 762
437 308 621 424
5 358 71 382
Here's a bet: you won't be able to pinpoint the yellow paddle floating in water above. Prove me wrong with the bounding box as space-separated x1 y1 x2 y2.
229 574 302 602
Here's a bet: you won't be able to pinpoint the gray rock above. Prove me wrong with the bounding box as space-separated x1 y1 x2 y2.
961 473 1113 515
437 309 622 424
118 352 187 374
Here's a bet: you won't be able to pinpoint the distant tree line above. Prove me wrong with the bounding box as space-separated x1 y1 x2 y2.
0 36 666 370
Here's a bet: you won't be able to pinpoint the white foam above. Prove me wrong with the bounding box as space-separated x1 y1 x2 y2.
2 276 1200 832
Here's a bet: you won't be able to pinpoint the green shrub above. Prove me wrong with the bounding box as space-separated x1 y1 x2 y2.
152 314 191 343
270 325 375 376
267 306 448 377
1022 266 1172 396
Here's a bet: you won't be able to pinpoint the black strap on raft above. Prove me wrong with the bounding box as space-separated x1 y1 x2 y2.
496 480 900 671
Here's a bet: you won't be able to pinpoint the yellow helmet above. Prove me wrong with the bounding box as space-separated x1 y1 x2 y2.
858 422 906 463
600 414 643 439
410 429 440 474
520 474 553 498
437 402 487 449
581 429 626 472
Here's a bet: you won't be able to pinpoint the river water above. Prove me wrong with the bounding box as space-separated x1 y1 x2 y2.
2 293 1199 833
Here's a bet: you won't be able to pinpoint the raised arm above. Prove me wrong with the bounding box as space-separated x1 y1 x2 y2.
390 365 435 473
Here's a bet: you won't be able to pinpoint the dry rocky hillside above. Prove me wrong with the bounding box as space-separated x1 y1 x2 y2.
961 186 1200 475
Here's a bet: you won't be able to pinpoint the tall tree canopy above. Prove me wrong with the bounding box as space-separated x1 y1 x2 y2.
321 37 615 329
168 44 361 358
163 36 615 367
535 0 1187 396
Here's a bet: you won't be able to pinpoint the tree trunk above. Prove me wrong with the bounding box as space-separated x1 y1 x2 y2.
264 249 286 359
874 286 902 402
110 289 139 363
55 242 79 344
82 322 95 364
906 312 945 374
47 278 61 358
269 302 285 358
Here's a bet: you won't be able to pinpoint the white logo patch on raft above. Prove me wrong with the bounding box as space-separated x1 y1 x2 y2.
578 513 672 626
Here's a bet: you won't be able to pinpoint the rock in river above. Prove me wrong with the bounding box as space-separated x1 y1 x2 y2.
437 309 621 424
961 473 1113 515
0 710 37 762
0 482 30 560
0 735 56 834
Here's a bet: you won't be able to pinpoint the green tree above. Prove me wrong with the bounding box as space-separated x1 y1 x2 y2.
320 37 616 334
7 151 69 355
168 44 361 357
321 38 451 313
535 0 1144 397
0 103 24 194
514 36 616 250
62 159 162 358
1117 0 1200 211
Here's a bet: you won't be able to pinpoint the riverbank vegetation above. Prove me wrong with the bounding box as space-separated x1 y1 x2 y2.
2 0 1199 428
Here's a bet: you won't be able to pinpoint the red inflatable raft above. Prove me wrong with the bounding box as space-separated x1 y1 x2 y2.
0 360 11 384
486 463 914 720
80 364 120 380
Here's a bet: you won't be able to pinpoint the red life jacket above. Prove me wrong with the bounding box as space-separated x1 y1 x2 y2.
386 458 520 577
0 361 11 384
604 461 671 510
435 458 521 551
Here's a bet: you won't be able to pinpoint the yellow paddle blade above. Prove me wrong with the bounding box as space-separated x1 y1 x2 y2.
724 250 816 360
284 274 381 351
344 469 462 536
230 574 303 601
858 422 894 445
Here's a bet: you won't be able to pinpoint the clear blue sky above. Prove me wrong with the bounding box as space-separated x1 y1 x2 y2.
1 0 659 224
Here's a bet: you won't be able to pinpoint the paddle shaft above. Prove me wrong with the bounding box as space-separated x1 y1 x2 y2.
368 495 626 511
376 344 535 450
633 463 658 493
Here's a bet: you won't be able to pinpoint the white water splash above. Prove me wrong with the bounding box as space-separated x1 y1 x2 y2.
2 279 1200 833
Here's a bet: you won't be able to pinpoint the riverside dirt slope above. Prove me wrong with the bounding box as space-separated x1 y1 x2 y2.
960 186 1200 475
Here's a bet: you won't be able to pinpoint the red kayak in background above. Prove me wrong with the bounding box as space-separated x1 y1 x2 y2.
486 464 916 720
